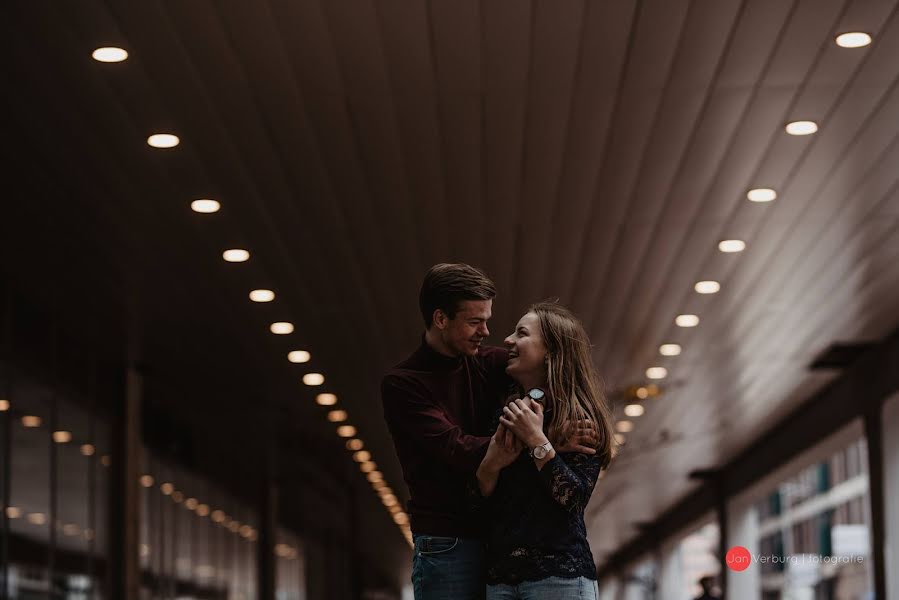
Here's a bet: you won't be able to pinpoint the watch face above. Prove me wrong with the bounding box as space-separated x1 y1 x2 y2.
526 388 546 402
532 445 548 459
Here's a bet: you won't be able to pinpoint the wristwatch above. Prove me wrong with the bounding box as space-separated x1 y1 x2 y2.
525 387 546 404
529 441 553 460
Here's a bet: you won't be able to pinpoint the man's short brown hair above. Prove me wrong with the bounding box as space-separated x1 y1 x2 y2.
419 263 497 328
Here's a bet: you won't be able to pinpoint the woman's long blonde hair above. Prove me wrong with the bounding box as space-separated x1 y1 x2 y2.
529 300 615 469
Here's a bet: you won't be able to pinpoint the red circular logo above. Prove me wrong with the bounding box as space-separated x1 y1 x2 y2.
726 546 751 571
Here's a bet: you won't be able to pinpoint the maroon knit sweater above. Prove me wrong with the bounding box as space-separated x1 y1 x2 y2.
382 339 509 537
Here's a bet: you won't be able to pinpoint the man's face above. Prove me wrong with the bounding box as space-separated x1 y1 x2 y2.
437 299 492 357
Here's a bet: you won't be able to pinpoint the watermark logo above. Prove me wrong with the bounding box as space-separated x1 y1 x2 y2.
726 546 751 572
725 546 865 572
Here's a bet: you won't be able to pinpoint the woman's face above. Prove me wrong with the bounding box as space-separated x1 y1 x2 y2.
504 312 548 386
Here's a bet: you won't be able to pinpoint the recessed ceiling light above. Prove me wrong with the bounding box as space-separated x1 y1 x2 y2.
694 280 721 294
140 475 154 488
171 491 184 503
191 199 220 214
659 343 681 356
675 314 700 328
635 387 649 400
646 367 668 380
327 409 347 423
195 565 216 578
288 350 311 364
366 470 384 483
160 482 174 495
382 494 398 507
147 133 180 148
360 461 377 473
614 433 627 446
747 188 777 202
785 120 818 136
5 507 22 519
337 425 357 438
196 504 210 517
316 393 337 406
22 415 42 428
249 289 275 303
270 322 294 335
0 399 9 411
185 498 199 510
346 438 363 451
616 420 634 433
52 430 72 443
211 510 226 523
303 373 324 386
718 239 746 253
100 455 111 467
353 450 371 463
92 47 128 63
835 32 871 48
624 404 645 417
80 444 95 456
222 249 250 263
27 513 47 525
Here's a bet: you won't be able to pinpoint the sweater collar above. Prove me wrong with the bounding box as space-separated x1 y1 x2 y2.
416 334 466 371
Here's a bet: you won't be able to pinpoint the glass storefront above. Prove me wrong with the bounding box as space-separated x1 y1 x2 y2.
727 423 875 600
274 529 304 600
1 358 308 600
751 438 873 600
2 364 110 599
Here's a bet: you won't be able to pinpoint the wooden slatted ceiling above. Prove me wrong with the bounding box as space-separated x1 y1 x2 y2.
3 0 899 582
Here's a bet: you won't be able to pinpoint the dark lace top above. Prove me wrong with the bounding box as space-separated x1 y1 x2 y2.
472 411 602 585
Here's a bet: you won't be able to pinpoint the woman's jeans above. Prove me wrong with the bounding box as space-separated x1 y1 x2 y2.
412 534 486 600
486 576 598 600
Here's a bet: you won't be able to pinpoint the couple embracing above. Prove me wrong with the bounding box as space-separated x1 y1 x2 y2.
382 263 615 600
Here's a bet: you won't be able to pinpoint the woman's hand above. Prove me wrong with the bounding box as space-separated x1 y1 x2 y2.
499 398 548 448
477 424 522 496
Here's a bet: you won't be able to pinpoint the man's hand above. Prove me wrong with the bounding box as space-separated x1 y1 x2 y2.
477 424 522 496
482 423 523 471
555 419 598 455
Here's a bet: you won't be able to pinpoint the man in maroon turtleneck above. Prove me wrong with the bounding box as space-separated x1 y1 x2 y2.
382 263 508 600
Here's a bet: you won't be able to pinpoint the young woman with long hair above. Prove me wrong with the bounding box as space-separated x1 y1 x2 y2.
475 301 615 599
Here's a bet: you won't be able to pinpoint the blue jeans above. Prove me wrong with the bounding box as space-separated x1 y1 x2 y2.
412 535 486 600
486 576 598 600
